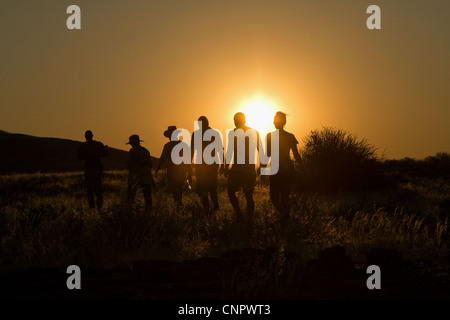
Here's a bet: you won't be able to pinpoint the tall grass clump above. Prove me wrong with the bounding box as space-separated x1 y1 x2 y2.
297 126 384 193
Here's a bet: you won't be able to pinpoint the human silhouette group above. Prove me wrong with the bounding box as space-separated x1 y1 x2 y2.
77 111 300 226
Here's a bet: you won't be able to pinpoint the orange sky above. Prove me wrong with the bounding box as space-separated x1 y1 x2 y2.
1 0 449 159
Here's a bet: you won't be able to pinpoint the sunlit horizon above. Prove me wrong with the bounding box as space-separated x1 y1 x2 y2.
1 1 449 160
236 96 280 137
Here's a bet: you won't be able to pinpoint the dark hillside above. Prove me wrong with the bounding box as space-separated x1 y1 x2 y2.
0 130 157 174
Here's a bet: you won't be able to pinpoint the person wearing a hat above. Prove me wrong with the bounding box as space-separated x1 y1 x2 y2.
155 126 191 209
126 134 154 212
77 130 108 212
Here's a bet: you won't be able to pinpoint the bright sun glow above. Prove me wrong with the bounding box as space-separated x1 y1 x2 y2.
238 97 278 136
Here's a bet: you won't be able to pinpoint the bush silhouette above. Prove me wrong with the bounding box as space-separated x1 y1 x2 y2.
297 126 383 192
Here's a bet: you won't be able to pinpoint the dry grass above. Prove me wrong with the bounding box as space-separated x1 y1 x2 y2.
0 168 448 273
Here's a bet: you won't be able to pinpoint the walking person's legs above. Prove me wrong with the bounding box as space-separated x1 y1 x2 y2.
141 183 152 212
269 176 283 214
127 177 139 208
242 172 256 222
227 172 243 220
209 186 219 211
85 173 96 209
93 173 103 212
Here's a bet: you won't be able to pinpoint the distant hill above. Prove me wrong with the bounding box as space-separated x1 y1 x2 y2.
0 130 157 174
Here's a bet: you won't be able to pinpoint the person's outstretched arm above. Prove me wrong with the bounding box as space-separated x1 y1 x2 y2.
291 136 301 169
259 132 270 169
101 143 109 157
155 145 168 175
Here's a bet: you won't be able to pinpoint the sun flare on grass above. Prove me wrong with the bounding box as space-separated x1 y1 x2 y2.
238 97 278 136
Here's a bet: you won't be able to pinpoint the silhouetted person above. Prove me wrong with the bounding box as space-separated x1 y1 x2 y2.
77 130 108 211
126 134 154 212
191 116 221 214
266 111 301 223
224 112 260 223
156 126 191 208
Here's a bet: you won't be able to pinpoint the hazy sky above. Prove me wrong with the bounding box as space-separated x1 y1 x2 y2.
1 0 449 159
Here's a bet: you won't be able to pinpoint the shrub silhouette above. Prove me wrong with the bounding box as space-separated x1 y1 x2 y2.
424 152 450 178
297 126 383 192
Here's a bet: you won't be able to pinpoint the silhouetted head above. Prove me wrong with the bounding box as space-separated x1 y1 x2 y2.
126 134 143 147
164 126 177 139
85 130 93 141
198 116 209 129
273 111 287 129
233 112 246 128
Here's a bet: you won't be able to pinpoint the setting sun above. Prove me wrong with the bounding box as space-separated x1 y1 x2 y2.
238 97 278 136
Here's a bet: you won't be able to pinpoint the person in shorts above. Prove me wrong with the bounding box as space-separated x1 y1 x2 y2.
191 116 221 214
224 112 259 223
156 126 191 209
126 134 154 212
266 111 301 223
